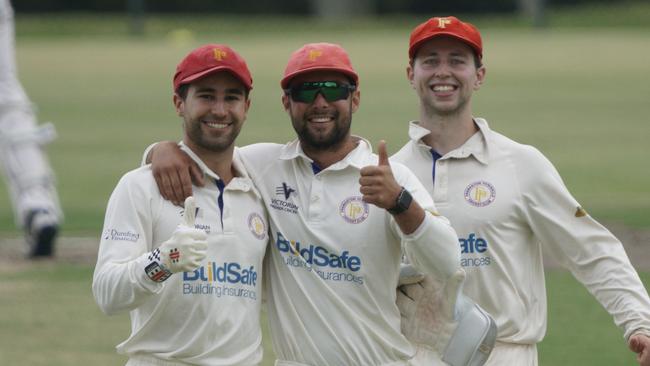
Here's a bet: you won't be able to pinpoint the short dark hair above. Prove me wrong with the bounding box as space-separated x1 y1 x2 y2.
175 83 250 100
176 84 191 100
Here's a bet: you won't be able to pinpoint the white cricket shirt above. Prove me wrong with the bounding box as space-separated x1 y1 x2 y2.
392 118 650 344
93 144 269 365
239 137 459 366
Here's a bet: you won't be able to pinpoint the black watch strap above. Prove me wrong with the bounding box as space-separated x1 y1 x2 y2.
387 187 413 215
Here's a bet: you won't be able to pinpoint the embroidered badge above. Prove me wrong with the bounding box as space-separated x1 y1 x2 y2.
248 213 267 240
464 181 496 207
339 196 370 224
145 261 172 282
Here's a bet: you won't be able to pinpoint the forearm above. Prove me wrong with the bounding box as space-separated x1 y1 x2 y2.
391 199 426 235
92 253 163 315
402 212 460 280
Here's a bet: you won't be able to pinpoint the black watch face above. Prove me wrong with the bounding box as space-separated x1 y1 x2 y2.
389 188 412 214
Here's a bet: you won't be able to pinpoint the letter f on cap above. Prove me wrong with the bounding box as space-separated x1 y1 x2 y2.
213 49 227 61
438 17 452 28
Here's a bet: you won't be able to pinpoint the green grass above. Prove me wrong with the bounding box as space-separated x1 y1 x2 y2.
0 264 275 365
1 264 646 365
540 270 648 365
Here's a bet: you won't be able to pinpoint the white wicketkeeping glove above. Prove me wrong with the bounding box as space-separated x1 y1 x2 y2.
397 265 496 366
144 196 208 282
397 265 463 353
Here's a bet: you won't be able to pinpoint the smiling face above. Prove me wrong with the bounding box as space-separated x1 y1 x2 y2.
408 36 485 118
175 71 250 155
282 70 360 151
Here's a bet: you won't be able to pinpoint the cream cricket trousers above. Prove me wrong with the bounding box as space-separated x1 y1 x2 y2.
484 342 538 366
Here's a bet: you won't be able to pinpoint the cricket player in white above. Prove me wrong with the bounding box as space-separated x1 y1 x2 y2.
393 16 650 365
93 44 268 366
145 43 461 365
0 0 61 257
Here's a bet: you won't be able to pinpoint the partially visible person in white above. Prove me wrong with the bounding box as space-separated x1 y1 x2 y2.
393 15 650 366
92 44 269 366
0 0 61 257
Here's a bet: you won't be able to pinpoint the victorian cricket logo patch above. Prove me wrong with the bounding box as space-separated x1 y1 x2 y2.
248 212 267 240
339 196 369 224
464 181 496 207
271 182 299 214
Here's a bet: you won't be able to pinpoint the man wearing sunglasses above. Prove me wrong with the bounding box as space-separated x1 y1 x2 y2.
393 16 650 366
143 42 461 365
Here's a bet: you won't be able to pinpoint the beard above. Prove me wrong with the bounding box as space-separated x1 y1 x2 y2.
184 119 241 153
291 110 352 151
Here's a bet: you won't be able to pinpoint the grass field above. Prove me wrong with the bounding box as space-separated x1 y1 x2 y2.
1 4 649 365
1 260 646 365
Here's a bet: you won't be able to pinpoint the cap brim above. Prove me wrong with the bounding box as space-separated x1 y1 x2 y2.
281 66 359 89
178 66 252 91
410 32 482 60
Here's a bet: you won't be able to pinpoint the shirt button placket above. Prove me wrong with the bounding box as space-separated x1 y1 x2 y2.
309 175 323 221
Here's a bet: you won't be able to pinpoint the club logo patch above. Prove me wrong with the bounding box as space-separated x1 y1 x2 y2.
464 181 496 207
276 182 297 200
248 213 267 240
339 196 369 224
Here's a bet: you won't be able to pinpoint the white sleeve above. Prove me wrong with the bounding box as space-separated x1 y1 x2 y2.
392 163 460 280
521 148 650 340
140 142 158 167
92 171 163 315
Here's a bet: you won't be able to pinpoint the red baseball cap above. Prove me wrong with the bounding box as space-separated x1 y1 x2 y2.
281 43 359 89
173 44 253 92
409 16 482 60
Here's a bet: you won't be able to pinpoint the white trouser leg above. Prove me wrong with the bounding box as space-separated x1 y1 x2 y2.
484 342 538 366
0 0 61 228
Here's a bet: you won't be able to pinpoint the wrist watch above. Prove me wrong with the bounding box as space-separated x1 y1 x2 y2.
388 187 413 215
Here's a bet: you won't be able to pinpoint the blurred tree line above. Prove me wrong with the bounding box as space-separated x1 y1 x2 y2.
12 0 618 14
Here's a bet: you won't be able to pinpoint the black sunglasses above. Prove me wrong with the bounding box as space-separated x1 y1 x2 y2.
285 81 356 103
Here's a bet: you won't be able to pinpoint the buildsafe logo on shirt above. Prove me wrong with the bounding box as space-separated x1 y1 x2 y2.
274 232 364 284
182 262 259 300
459 233 492 268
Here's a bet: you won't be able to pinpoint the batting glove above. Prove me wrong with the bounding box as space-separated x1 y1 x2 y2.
144 196 207 282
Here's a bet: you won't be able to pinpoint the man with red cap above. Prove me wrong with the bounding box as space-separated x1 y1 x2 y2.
144 42 461 365
93 44 269 365
393 16 650 366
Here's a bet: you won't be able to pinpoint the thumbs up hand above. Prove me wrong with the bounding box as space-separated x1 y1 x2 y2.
146 197 208 282
359 140 403 210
